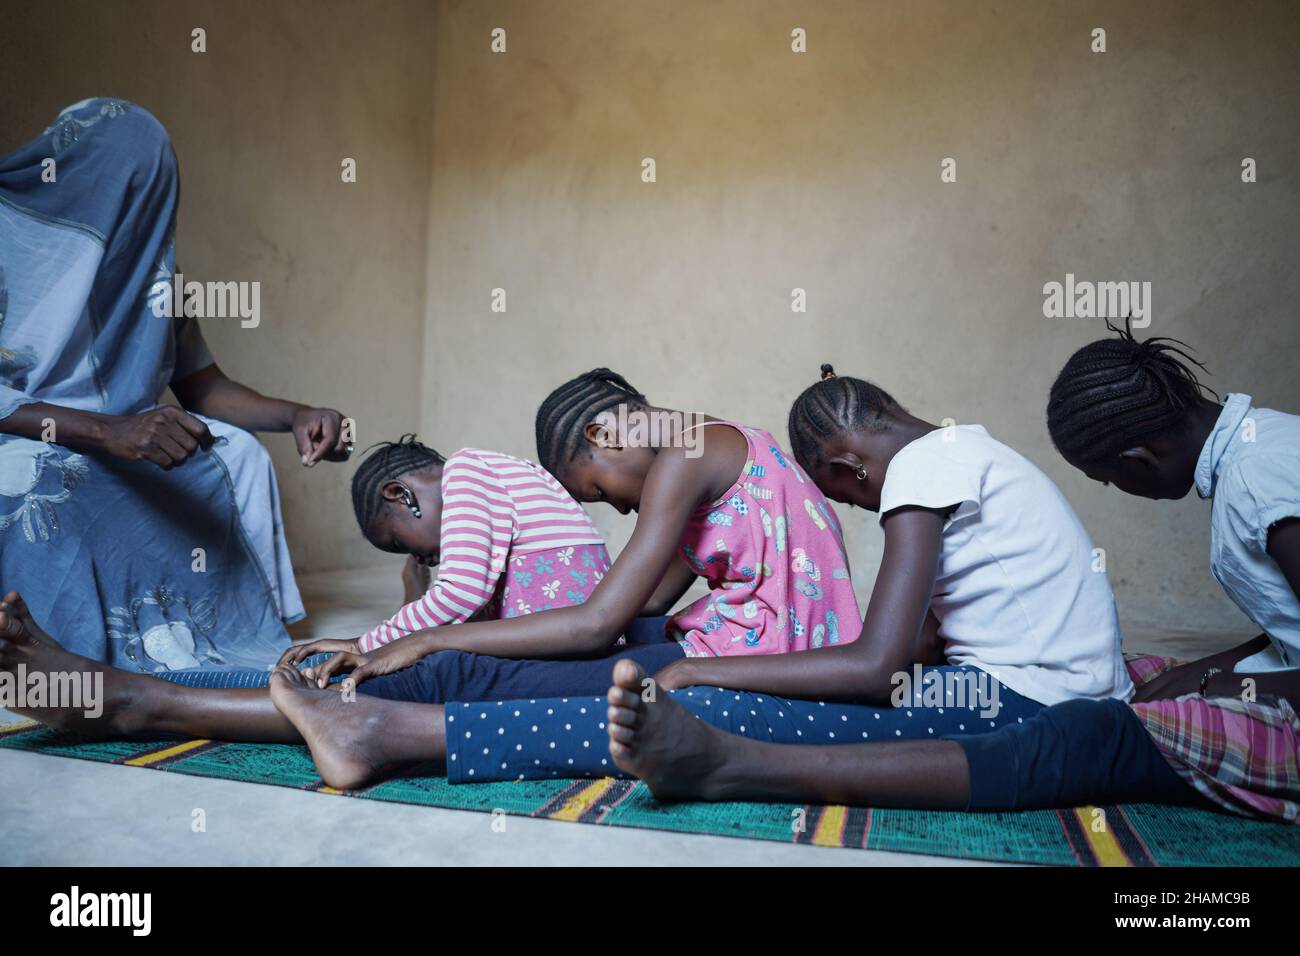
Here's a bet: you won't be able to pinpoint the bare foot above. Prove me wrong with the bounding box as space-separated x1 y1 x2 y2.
269 664 411 790
0 591 55 645
605 658 738 801
0 590 141 735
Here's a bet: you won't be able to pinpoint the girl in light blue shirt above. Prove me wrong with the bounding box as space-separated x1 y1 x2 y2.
1046 320 1300 698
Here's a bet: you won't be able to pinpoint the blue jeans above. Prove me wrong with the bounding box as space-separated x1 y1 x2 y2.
446 664 1042 783
956 698 1205 810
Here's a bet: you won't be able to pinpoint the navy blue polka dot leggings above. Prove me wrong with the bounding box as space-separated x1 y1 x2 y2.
445 664 1042 783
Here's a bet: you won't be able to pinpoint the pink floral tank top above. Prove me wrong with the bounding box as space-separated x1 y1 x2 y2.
670 422 863 657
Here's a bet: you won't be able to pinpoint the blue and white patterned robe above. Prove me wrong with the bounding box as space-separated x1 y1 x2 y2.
0 99 302 671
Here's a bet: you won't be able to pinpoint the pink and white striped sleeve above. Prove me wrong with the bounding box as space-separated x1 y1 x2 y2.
356 454 516 652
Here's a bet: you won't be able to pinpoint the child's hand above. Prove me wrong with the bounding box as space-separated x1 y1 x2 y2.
277 638 360 669
651 658 697 693
310 638 428 688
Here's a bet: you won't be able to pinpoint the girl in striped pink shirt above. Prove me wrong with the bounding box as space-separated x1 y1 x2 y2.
314 436 612 657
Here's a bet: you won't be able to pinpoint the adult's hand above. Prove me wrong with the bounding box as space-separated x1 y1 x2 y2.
101 406 214 468
291 406 350 466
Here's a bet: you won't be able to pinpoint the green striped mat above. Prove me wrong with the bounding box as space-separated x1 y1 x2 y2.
4 718 1298 865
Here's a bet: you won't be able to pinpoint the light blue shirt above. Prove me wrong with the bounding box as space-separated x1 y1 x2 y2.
1195 393 1300 672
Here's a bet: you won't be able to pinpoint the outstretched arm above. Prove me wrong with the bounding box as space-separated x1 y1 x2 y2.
171 364 349 465
654 505 948 703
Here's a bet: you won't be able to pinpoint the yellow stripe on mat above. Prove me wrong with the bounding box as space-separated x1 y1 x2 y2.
124 738 213 767
549 778 615 821
0 717 38 735
812 805 848 847
1074 806 1130 867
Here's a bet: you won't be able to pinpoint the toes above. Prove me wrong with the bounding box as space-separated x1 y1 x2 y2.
607 721 638 745
0 592 28 624
608 701 643 728
607 685 640 709
608 739 632 761
611 657 646 691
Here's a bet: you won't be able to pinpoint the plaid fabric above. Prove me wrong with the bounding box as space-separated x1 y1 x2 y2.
1125 653 1181 686
1126 654 1300 824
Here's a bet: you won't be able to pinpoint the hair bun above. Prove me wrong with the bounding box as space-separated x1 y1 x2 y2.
819 363 836 381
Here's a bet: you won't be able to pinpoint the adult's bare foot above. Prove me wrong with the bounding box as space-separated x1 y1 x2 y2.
269 664 429 790
0 590 141 735
605 658 740 802
0 591 55 645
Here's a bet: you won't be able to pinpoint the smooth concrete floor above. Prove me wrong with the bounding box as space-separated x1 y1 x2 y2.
0 564 1253 867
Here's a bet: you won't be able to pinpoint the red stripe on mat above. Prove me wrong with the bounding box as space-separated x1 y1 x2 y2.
1055 807 1098 866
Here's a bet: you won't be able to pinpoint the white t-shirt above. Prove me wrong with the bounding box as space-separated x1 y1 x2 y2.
878 425 1133 706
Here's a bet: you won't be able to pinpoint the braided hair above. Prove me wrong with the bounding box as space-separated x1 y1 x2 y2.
351 434 445 539
787 363 901 469
1047 319 1218 465
534 368 647 477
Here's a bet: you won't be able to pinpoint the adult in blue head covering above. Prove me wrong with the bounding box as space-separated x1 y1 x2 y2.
0 98 349 671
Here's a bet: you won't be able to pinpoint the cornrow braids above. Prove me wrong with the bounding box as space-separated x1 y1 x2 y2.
1047 318 1219 465
534 368 647 477
787 363 901 469
351 434 445 538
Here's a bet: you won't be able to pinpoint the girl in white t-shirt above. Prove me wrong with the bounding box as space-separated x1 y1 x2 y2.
648 364 1132 710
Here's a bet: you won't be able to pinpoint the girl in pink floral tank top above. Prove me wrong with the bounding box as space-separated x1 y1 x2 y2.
278 370 867 684
671 422 862 657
